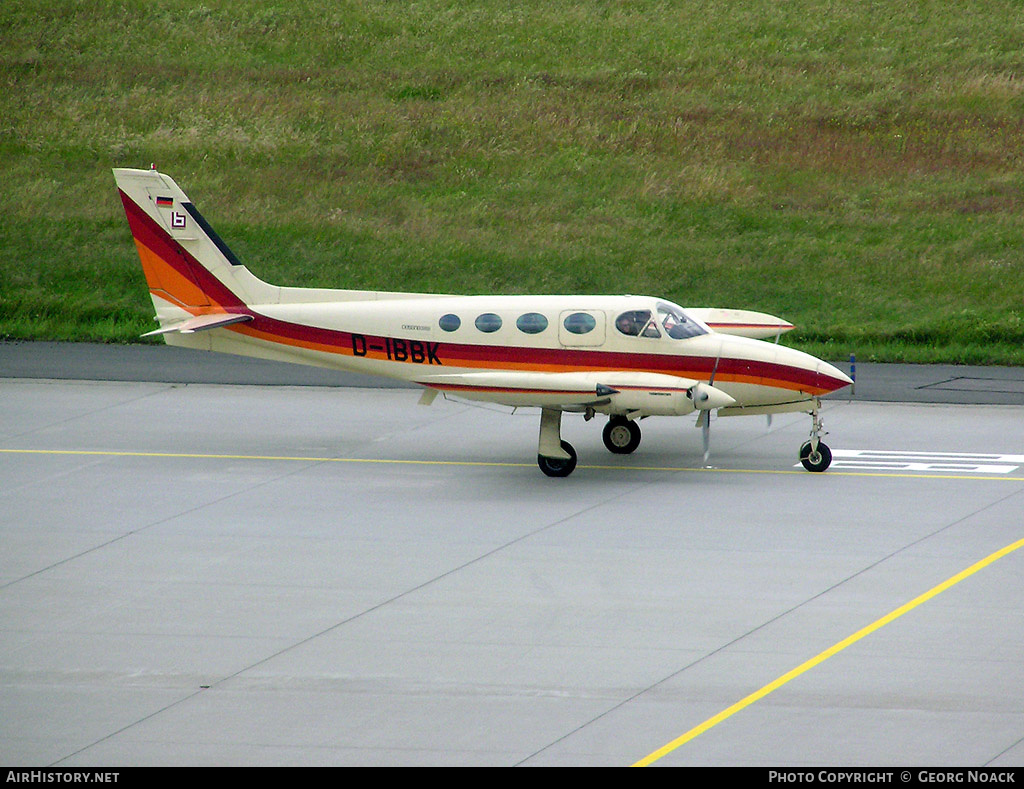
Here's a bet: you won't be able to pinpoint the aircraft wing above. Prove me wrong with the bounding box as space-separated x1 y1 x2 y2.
142 312 254 336
416 369 733 415
685 308 795 339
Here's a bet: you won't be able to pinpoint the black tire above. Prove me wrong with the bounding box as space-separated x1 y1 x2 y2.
800 441 832 472
602 417 642 455
538 441 578 477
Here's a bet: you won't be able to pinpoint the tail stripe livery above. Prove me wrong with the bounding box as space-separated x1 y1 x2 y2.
118 189 243 312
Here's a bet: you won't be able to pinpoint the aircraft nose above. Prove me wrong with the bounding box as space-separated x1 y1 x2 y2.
816 359 853 392
768 341 853 395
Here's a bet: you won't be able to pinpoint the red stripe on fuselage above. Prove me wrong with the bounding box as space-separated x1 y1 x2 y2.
241 323 835 395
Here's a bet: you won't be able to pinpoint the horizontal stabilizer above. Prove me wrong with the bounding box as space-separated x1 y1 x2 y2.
142 312 253 337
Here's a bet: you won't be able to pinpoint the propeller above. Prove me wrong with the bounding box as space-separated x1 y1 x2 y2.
698 410 711 465
691 348 728 467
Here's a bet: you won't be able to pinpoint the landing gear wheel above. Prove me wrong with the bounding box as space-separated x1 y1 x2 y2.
800 440 832 472
602 417 641 455
538 441 578 477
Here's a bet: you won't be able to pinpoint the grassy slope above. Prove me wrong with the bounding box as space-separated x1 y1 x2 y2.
1 0 1022 362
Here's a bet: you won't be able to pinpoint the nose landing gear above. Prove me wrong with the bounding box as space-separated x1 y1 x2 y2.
799 400 833 472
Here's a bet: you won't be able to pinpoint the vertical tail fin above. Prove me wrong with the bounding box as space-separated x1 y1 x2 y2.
113 167 278 334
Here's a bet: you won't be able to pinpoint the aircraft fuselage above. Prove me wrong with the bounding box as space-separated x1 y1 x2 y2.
160 292 850 417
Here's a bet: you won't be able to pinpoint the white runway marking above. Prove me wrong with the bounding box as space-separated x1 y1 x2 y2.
806 449 1024 475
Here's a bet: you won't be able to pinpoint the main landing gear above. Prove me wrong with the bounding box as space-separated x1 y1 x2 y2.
537 440 577 477
602 416 641 455
537 408 578 477
799 400 833 472
538 412 641 476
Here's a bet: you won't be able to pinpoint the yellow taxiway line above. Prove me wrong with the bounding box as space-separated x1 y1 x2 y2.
633 536 1024 766
3 447 1024 482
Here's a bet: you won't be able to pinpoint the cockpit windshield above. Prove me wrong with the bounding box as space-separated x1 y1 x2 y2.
614 303 707 340
656 302 707 339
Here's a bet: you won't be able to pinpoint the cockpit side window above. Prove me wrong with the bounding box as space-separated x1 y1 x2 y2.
657 302 706 340
614 310 660 338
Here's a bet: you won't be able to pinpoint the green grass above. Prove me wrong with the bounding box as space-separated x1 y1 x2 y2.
2 0 1023 363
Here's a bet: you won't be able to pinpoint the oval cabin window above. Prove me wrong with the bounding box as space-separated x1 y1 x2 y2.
439 314 461 332
516 313 549 334
474 313 503 333
562 312 596 335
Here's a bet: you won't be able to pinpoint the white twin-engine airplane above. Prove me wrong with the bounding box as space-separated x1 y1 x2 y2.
114 167 852 477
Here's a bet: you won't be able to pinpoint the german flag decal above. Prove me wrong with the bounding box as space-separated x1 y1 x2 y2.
156 196 173 207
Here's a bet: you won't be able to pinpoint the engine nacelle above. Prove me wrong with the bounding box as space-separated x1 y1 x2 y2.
688 381 736 411
600 381 735 417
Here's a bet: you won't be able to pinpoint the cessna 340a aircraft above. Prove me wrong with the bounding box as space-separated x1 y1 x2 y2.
114 167 852 477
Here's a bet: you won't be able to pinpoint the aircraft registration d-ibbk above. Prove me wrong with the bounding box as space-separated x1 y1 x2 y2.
114 167 852 477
